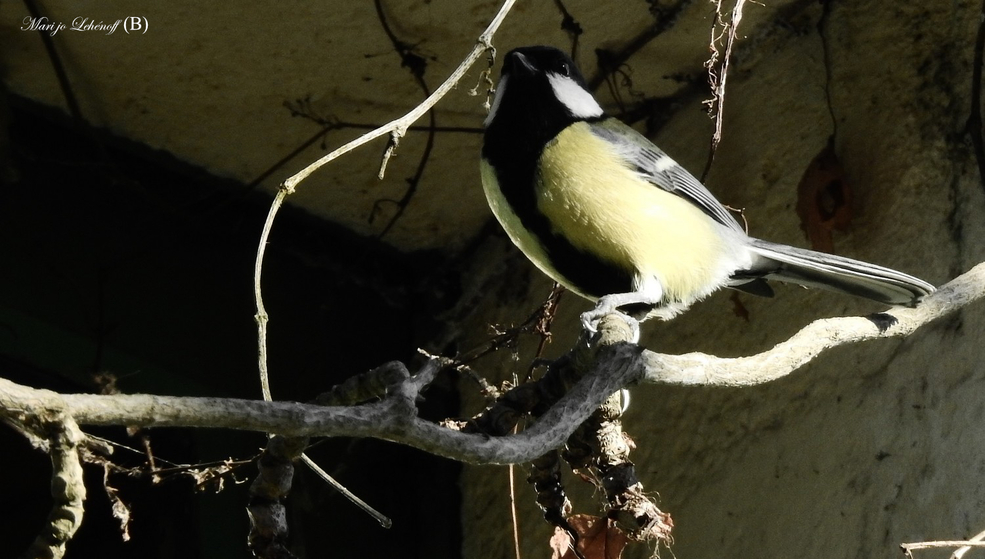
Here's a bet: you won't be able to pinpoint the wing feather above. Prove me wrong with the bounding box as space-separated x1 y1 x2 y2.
588 119 744 233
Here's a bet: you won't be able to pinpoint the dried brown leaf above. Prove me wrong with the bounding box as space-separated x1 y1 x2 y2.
552 515 629 559
101 463 132 541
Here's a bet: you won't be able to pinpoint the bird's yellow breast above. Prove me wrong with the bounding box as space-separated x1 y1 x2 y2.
535 122 730 303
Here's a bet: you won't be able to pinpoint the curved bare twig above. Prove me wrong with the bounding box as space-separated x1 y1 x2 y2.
642 262 982 387
253 0 517 402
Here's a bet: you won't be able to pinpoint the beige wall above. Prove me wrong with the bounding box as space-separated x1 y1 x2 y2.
458 1 984 558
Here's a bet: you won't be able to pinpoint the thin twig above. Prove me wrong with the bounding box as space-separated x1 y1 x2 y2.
702 0 748 181
509 439 523 559
587 0 693 91
281 0 515 191
371 0 438 239
253 0 516 402
244 116 480 200
528 283 565 378
300 454 391 528
453 284 567 370
245 127 332 194
952 526 985 559
373 112 435 239
553 0 583 61
254 188 287 402
283 101 482 134
337 121 479 134
902 540 985 554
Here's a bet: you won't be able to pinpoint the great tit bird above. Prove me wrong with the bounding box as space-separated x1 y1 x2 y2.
479 46 935 333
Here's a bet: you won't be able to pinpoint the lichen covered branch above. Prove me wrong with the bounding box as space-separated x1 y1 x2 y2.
15 412 87 559
642 263 983 387
1 264 981 471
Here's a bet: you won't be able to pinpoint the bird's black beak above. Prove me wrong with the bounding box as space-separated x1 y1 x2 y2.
507 51 536 76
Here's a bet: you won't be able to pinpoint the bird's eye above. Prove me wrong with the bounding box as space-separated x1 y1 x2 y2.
559 62 570 77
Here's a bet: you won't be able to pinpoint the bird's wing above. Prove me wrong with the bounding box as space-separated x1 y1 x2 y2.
589 118 745 233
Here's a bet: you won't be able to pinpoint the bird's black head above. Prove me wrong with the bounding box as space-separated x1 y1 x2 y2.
483 46 603 156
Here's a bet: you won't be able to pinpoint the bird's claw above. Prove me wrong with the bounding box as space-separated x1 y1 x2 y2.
580 307 641 344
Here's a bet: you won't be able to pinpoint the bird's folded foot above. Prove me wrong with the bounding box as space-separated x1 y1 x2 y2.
581 307 640 344
580 293 651 344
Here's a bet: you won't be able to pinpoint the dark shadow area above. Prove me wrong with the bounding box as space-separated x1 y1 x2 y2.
0 95 463 559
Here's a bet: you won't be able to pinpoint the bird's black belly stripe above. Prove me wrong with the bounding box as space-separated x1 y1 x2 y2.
482 132 633 299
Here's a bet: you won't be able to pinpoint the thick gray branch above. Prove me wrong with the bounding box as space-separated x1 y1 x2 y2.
0 341 643 465
2 264 981 467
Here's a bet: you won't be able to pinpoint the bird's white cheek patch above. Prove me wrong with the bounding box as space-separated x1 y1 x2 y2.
547 74 603 119
484 75 508 127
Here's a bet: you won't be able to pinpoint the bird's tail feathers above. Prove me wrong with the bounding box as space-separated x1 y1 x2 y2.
746 239 935 306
